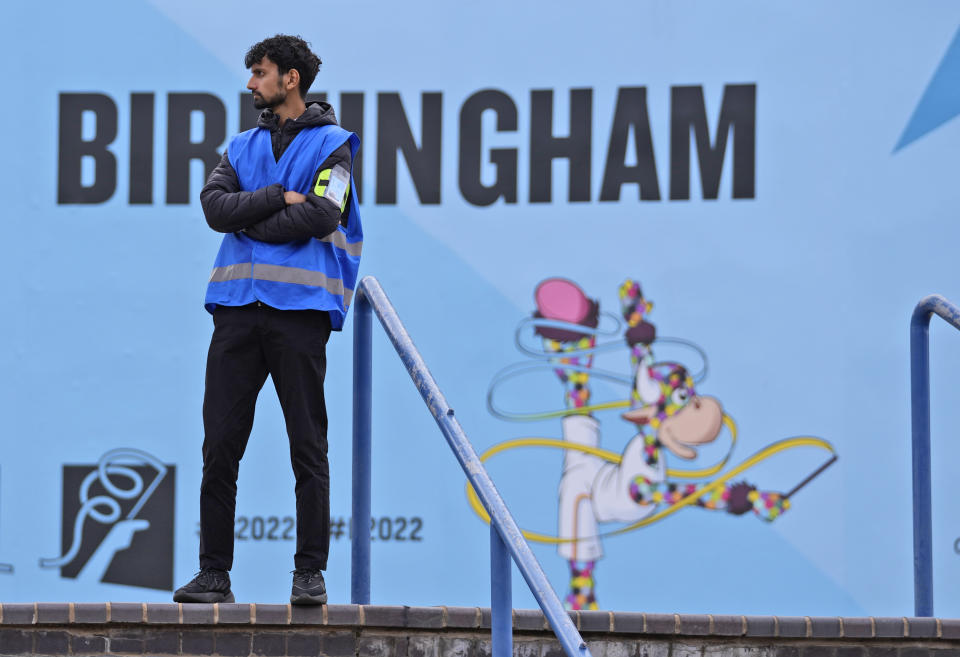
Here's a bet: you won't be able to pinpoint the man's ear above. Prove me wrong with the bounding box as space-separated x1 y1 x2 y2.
285 68 301 92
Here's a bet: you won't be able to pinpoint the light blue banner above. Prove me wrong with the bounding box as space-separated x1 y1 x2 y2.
2 0 960 617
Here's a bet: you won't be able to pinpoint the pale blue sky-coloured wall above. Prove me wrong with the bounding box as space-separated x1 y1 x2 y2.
1 1 959 616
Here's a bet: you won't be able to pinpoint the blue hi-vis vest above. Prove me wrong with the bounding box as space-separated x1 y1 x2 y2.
204 123 362 330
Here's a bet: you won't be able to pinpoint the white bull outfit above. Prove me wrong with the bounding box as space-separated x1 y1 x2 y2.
557 414 663 561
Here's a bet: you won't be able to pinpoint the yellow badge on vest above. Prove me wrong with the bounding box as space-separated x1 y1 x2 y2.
314 165 350 211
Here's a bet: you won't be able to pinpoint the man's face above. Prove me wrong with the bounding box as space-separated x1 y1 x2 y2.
247 57 288 110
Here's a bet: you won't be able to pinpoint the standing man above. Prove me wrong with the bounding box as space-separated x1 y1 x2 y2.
173 34 362 605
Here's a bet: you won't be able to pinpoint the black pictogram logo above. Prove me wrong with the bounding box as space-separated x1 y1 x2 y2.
40 449 175 590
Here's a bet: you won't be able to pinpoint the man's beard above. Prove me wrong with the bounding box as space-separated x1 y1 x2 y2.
253 88 286 110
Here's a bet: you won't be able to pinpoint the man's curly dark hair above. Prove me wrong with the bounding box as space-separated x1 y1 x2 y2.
245 35 321 99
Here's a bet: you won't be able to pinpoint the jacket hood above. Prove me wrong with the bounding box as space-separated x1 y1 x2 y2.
257 101 338 131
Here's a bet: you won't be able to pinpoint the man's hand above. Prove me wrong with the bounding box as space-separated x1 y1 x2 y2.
284 191 307 205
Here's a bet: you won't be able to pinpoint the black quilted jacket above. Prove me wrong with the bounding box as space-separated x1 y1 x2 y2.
200 102 353 243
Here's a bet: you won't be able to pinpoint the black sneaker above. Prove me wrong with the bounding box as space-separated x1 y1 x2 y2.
290 568 327 605
173 568 235 603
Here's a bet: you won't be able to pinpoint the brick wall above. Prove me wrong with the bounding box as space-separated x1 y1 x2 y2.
2 604 959 657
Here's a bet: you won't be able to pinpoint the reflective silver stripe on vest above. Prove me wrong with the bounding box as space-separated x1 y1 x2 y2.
253 264 346 297
209 262 252 282
209 262 352 303
317 231 363 257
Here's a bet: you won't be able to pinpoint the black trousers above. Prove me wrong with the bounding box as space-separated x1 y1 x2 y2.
199 303 332 571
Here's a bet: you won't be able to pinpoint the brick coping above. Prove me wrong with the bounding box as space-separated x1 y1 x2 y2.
0 604 957 641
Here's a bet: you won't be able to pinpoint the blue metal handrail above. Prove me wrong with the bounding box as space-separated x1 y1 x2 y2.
910 294 960 617
351 276 592 657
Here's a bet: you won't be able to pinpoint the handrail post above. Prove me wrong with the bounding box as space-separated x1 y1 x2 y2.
490 524 513 657
352 289 373 605
910 308 932 617
909 294 960 617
